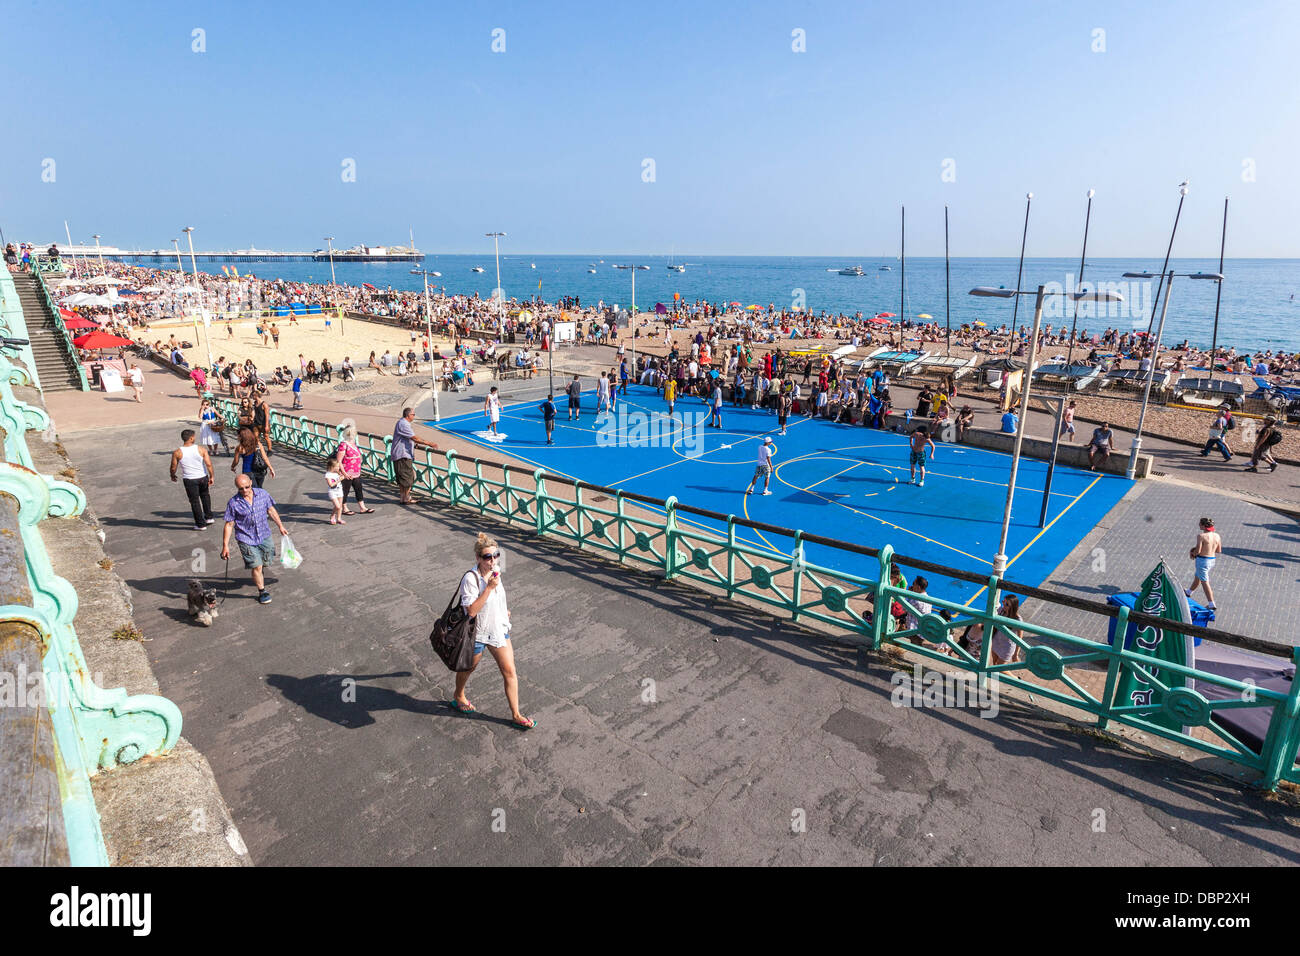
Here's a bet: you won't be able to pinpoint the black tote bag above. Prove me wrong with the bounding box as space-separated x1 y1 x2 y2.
430 572 479 672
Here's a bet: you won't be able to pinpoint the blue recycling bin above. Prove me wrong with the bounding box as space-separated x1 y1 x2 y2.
1106 592 1210 648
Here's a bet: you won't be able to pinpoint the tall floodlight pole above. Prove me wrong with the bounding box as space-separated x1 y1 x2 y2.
944 205 951 356
171 239 184 275
1142 183 1189 344
183 226 213 369
970 284 1123 575
1008 193 1031 344
414 269 441 422
899 206 906 334
1209 198 1228 375
92 234 104 275
1121 268 1223 479
1065 189 1095 367
614 264 648 382
64 221 77 274
324 236 337 286
486 232 506 333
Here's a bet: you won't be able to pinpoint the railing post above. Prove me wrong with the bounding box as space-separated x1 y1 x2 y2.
1258 646 1300 790
870 545 893 650
501 464 512 522
1097 604 1130 731
978 575 1000 692
664 495 679 580
445 449 460 505
383 436 395 482
726 515 737 598
616 493 626 563
573 482 585 545
474 459 486 512
790 530 804 623
534 468 548 536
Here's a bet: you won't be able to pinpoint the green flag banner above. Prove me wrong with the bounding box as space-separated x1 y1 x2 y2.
1113 559 1195 733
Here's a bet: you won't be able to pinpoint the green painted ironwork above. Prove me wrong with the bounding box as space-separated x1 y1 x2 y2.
220 399 1300 790
0 353 183 865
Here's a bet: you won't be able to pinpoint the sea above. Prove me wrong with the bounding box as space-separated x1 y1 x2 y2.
130 255 1299 355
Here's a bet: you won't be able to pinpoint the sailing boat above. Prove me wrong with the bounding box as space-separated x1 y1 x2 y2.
667 246 685 272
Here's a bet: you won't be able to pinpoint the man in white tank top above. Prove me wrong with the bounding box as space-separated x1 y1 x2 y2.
170 428 216 530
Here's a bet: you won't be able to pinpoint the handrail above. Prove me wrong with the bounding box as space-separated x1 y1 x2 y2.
218 398 1300 789
29 269 91 391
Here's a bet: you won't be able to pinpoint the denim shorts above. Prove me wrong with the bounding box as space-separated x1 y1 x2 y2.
237 536 276 569
1194 556 1215 582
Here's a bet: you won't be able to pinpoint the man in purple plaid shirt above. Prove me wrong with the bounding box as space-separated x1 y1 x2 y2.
221 474 289 605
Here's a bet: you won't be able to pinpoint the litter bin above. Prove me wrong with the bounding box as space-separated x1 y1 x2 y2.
1106 592 1210 648
90 362 104 386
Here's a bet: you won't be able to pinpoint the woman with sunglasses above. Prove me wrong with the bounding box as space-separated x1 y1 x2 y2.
452 532 535 730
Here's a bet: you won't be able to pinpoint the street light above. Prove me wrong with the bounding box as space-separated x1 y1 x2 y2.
182 226 214 370
485 232 506 333
969 283 1124 574
613 264 650 388
1119 269 1223 479
92 234 104 275
170 238 184 276
323 237 337 286
412 268 442 422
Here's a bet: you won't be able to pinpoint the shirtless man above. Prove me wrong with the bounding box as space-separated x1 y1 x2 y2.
908 426 936 487
1186 516 1222 610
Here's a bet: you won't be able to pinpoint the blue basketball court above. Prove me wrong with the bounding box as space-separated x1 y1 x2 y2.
431 384 1130 604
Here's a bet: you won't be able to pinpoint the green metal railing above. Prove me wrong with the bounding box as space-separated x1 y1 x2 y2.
222 399 1300 790
0 350 182 865
30 267 91 391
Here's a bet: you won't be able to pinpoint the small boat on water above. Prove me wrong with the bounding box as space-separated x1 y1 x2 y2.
838 265 865 276
879 266 892 271
667 247 685 272
530 263 536 269
587 268 596 274
472 266 485 273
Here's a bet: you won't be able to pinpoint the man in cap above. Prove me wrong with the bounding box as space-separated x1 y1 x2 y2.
744 436 778 496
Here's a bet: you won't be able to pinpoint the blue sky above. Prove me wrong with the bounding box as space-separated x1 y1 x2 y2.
3 0 1297 257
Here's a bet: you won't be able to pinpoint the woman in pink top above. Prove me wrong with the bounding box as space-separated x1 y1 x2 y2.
334 418 375 515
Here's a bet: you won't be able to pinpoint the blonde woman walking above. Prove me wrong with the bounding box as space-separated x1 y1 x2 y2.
452 532 535 730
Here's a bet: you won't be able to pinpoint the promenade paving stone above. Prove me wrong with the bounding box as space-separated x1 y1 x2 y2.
1034 480 1300 648
61 419 1300 865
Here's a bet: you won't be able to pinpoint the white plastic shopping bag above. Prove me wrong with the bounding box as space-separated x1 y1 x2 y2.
280 534 304 570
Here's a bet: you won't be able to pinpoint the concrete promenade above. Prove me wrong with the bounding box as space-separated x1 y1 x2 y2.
61 416 1300 865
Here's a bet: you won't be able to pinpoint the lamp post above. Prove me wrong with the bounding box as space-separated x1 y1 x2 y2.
412 268 442 422
1119 269 1223 479
323 236 337 286
92 234 104 275
613 264 650 387
969 284 1124 573
485 232 506 333
171 238 184 275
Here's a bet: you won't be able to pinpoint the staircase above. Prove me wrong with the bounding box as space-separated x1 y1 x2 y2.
10 273 84 391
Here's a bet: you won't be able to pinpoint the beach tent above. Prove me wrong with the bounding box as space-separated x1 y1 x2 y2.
654 303 667 314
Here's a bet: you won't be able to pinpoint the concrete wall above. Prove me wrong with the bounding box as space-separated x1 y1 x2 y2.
880 411 1152 478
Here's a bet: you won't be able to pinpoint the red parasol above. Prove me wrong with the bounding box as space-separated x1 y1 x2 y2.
72 331 134 349
63 317 101 330
875 312 897 318
867 316 891 326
